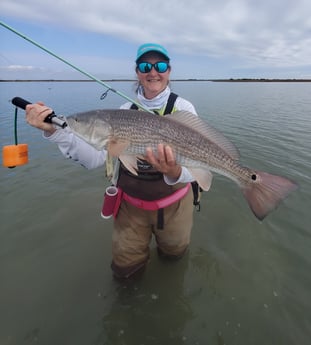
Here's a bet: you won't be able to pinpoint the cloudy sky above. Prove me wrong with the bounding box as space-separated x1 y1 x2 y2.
1 0 311 80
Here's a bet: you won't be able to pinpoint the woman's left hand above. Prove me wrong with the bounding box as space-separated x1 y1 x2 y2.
145 144 182 179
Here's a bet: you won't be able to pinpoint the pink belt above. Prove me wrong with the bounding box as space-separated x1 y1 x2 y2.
122 183 191 211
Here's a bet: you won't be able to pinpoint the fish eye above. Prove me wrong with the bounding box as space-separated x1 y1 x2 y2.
251 174 257 181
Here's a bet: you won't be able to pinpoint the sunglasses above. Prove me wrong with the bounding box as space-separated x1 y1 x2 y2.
137 61 170 73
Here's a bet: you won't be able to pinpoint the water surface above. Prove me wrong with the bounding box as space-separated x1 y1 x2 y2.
0 81 310 345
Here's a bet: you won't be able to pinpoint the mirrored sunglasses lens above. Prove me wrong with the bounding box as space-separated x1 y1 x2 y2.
138 62 152 73
155 62 169 73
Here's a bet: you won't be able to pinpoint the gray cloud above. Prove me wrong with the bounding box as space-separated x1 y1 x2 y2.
1 0 311 71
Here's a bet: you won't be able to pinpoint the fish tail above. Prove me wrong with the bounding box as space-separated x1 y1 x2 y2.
242 171 298 220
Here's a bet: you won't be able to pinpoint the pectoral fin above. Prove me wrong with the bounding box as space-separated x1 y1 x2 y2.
107 139 130 157
189 168 213 191
119 154 138 175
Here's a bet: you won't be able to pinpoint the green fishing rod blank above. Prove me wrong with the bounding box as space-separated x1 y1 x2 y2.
0 20 152 113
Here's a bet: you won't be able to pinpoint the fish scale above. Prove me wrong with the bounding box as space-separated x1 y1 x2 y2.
112 112 230 167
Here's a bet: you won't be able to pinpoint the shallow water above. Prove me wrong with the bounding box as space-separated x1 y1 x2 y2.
0 81 310 344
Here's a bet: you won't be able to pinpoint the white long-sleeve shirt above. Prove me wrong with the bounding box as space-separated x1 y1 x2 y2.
44 88 197 185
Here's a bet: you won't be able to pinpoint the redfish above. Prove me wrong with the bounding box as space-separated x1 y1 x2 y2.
66 109 298 220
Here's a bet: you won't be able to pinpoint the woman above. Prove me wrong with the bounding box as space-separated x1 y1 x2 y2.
25 43 198 278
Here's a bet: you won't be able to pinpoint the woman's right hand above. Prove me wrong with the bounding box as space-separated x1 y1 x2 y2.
25 102 57 135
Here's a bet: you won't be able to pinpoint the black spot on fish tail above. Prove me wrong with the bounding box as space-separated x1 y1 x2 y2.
242 170 298 220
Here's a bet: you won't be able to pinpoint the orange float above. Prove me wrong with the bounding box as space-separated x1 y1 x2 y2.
2 144 29 168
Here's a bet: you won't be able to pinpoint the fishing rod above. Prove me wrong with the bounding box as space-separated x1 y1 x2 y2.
3 96 67 168
0 20 152 113
11 96 67 128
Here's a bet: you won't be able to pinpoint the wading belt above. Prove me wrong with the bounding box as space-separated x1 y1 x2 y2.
122 183 191 210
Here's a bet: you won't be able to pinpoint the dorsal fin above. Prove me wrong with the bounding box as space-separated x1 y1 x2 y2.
166 111 240 160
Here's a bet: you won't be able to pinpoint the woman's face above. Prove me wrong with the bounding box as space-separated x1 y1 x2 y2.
136 52 171 99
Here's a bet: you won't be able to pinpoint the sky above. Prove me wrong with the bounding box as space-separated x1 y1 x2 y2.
1 0 311 80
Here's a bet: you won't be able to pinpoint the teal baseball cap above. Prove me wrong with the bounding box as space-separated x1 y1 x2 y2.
136 43 170 62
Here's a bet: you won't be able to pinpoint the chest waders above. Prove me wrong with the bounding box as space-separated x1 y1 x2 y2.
121 92 201 229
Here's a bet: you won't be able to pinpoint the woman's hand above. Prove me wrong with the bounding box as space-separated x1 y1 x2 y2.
25 102 56 135
145 143 182 180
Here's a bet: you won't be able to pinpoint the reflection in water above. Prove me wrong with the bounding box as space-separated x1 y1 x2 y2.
97 249 194 344
95 247 231 345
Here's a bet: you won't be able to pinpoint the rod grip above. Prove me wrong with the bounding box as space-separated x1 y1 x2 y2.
11 97 67 128
11 97 31 110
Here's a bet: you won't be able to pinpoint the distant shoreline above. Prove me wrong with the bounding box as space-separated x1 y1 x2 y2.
1 78 311 83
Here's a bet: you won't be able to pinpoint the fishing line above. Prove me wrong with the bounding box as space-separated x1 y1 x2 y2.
13 107 18 145
2 107 29 168
0 20 152 113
